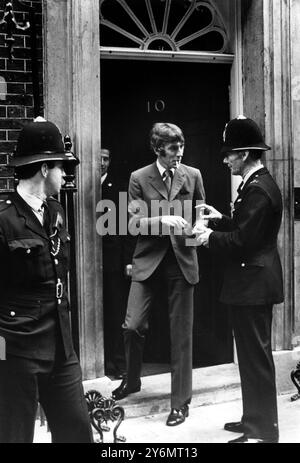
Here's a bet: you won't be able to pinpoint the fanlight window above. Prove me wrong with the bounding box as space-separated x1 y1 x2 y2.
100 0 228 53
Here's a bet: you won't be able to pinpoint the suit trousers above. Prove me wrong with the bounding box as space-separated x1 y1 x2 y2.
123 246 194 409
0 346 93 443
231 304 279 440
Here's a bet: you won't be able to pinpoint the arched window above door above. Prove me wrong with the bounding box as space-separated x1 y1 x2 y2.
99 0 228 53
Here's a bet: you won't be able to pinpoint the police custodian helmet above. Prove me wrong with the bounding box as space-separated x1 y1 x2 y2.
221 115 271 154
9 117 79 167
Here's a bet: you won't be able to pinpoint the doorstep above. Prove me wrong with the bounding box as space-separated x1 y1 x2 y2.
83 363 242 419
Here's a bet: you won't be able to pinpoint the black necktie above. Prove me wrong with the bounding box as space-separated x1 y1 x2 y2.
42 202 51 236
163 169 173 194
237 181 244 196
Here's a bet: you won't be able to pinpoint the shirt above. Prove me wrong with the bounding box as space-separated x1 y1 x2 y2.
16 185 45 225
101 173 108 185
156 160 175 180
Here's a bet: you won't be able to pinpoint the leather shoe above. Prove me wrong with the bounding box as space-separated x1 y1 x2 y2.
228 434 279 444
166 404 189 426
224 421 244 433
112 378 141 401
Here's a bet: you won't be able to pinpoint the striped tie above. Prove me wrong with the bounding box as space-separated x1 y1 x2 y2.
163 169 173 194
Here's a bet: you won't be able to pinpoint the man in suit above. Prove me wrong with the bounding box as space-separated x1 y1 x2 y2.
100 148 130 379
195 116 283 443
0 117 93 443
112 122 205 426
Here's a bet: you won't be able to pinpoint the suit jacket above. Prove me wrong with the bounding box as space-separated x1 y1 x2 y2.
101 173 135 272
128 162 205 284
209 167 284 306
101 173 123 273
0 192 74 359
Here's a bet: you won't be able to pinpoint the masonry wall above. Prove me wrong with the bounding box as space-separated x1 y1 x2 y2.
0 0 43 192
291 0 300 346
241 0 295 350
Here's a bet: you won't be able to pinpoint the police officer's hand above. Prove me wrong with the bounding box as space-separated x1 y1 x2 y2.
161 215 188 231
195 203 222 221
195 228 213 247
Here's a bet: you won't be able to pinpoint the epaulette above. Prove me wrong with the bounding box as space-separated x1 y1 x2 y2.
47 196 60 204
47 196 64 210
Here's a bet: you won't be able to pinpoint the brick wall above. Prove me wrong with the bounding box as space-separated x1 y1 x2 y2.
0 0 43 192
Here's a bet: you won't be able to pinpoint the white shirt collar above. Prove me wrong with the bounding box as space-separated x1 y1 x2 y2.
242 165 264 188
17 184 44 213
101 173 108 185
156 160 175 177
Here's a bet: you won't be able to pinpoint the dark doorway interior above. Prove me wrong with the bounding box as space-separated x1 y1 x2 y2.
101 59 233 373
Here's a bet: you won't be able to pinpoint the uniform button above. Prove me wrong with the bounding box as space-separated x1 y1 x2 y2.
26 249 31 254
10 311 15 317
241 263 245 267
54 259 58 265
58 299 61 305
6 200 11 204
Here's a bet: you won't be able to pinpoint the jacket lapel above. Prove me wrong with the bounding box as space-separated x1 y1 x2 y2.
148 163 186 201
12 192 49 239
233 167 268 210
169 167 185 201
148 163 169 200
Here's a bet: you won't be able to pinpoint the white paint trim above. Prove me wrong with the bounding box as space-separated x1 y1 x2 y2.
100 47 234 63
230 0 243 203
229 0 243 364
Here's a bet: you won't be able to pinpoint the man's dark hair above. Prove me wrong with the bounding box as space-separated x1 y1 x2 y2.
150 123 185 152
15 161 56 180
101 149 111 158
248 149 264 161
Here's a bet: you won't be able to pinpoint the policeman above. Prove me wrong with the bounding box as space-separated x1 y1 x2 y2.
195 116 284 443
0 117 93 443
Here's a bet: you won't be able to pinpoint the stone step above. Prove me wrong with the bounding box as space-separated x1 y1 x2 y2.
83 362 242 419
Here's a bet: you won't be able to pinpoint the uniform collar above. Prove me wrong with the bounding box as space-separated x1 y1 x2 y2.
16 184 44 213
11 191 49 239
242 165 264 190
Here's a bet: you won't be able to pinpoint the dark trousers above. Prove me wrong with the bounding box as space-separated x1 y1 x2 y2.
0 350 93 443
123 247 194 409
231 304 279 440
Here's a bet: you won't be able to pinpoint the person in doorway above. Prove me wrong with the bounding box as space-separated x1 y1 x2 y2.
112 122 206 426
195 115 283 443
100 148 132 380
0 117 93 443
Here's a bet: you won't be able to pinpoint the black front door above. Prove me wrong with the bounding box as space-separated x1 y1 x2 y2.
101 59 233 372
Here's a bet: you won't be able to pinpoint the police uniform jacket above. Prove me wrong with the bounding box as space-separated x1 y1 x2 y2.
128 162 205 285
209 167 284 306
0 192 74 360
